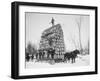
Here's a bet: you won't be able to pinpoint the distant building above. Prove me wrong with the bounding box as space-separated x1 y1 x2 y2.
39 24 65 59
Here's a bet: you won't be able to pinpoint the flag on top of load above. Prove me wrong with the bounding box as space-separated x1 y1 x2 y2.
39 24 66 58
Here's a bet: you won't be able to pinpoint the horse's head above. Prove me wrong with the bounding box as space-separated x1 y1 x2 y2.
73 49 80 55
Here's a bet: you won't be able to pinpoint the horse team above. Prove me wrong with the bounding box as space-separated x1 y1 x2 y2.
64 50 80 63
26 48 80 64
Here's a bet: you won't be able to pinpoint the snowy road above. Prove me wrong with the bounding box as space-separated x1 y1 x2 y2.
26 55 90 69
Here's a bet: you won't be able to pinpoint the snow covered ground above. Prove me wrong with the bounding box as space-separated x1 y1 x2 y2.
25 55 90 69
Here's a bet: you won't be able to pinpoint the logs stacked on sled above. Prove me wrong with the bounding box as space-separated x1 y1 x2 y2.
39 24 65 59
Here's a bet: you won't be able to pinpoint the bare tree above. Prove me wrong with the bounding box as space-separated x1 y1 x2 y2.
70 34 78 49
26 42 37 60
75 16 83 54
27 42 33 54
87 39 89 54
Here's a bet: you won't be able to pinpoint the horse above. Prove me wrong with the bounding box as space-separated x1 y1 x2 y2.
64 49 80 63
71 49 80 63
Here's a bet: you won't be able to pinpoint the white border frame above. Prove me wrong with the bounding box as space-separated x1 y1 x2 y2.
19 5 95 76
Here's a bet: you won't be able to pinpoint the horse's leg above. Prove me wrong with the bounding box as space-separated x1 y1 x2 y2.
74 58 75 63
73 58 75 63
64 56 65 61
68 58 70 63
47 54 49 59
72 58 74 63
74 56 76 63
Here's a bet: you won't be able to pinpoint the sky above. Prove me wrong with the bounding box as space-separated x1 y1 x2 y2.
25 12 89 51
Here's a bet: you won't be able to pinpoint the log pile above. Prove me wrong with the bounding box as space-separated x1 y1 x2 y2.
39 24 65 59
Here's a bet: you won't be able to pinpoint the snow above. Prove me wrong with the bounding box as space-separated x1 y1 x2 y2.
25 55 90 69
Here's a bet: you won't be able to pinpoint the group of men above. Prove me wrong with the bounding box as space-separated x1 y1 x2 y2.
36 48 55 60
26 48 80 64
